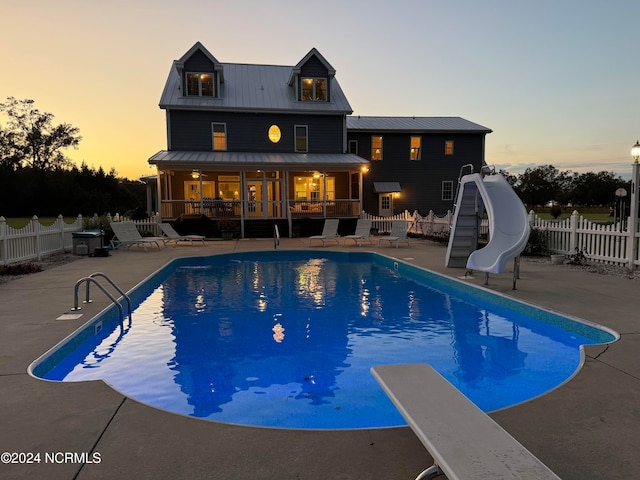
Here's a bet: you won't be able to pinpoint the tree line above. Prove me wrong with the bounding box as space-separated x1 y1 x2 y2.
500 165 628 209
0 97 146 217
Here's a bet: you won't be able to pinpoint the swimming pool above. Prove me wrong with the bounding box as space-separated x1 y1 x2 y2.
30 250 617 430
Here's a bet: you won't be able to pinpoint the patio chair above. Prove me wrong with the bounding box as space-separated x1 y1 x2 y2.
343 219 374 246
159 222 206 246
378 221 411 248
110 222 165 251
309 218 340 247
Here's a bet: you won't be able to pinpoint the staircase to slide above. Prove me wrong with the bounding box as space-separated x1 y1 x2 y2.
445 180 484 268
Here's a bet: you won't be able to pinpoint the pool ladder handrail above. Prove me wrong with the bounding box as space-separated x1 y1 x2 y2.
71 272 132 323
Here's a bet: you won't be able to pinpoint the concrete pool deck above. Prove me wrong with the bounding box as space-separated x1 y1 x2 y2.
0 238 638 479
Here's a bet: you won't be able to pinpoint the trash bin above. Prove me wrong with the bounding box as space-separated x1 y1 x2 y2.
72 230 104 255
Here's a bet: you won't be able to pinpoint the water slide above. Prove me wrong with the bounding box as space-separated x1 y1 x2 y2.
446 173 530 275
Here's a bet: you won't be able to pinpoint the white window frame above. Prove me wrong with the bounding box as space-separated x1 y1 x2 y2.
212 122 227 151
301 77 328 101
442 180 454 201
371 136 383 161
186 72 215 97
295 125 308 152
410 136 421 160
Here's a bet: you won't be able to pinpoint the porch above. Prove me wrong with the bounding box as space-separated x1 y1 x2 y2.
149 150 369 238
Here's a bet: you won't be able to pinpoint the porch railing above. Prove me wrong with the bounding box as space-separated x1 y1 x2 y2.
160 199 361 219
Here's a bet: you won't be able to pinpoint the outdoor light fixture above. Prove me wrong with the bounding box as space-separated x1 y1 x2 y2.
631 140 640 163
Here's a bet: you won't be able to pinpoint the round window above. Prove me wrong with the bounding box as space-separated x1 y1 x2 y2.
268 125 281 143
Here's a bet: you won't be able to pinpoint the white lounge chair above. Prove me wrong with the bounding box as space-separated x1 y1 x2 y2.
159 222 206 246
110 222 165 251
309 219 340 246
343 219 374 246
378 220 410 248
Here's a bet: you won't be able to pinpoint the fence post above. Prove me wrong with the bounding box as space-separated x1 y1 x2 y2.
0 216 6 266
56 214 64 252
570 210 579 253
32 215 42 261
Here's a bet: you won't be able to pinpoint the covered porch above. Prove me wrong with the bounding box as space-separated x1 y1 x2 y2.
148 151 369 237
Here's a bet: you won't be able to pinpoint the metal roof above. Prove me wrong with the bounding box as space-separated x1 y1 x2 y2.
159 62 353 114
148 151 368 170
373 182 402 193
346 116 492 133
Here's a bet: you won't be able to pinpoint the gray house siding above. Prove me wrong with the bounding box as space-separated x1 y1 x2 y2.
169 110 345 153
348 131 487 215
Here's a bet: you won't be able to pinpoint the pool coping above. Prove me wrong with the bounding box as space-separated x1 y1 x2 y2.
2 238 640 479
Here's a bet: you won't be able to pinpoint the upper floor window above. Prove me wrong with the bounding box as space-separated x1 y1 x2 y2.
301 77 327 101
187 73 215 97
371 136 383 160
348 140 358 155
212 123 227 151
295 125 308 152
442 181 453 201
410 136 421 160
445 141 454 155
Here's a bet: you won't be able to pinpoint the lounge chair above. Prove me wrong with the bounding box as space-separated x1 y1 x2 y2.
378 220 410 248
110 222 165 251
343 219 374 246
309 218 340 246
159 222 206 246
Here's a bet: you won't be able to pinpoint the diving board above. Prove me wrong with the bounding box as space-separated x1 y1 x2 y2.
371 363 561 480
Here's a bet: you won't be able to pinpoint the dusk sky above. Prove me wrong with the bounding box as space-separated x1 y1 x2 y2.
2 0 639 180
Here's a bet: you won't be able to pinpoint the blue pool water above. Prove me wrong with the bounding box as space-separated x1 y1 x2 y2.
32 251 616 429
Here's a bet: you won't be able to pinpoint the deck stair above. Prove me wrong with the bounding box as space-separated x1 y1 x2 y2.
446 181 484 268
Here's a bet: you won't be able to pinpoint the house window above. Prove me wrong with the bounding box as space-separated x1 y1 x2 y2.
212 123 227 151
445 141 454 155
371 136 383 160
301 78 327 101
187 73 215 97
348 140 358 155
381 195 390 210
218 175 240 200
442 181 454 201
295 125 308 152
410 136 421 160
294 175 335 200
268 125 281 143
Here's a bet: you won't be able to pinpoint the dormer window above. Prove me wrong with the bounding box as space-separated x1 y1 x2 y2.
301 77 327 101
186 73 215 97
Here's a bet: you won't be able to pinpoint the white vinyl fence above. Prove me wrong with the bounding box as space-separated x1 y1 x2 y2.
0 215 83 266
364 209 639 268
0 213 161 266
528 210 639 267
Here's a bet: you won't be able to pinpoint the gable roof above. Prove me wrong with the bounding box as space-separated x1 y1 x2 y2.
287 48 336 86
160 44 352 115
174 41 224 83
346 116 492 133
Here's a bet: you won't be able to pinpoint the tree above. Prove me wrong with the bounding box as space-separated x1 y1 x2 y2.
514 165 564 208
571 171 626 207
0 97 81 171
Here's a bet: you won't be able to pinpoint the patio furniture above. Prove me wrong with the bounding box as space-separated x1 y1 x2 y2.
371 363 561 480
343 219 374 246
378 220 411 248
308 218 340 246
159 222 206 246
110 222 165 251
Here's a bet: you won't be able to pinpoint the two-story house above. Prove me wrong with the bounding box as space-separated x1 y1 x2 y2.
148 42 492 237
148 42 368 237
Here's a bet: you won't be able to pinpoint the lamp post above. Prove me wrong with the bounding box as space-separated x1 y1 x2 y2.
628 141 640 269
